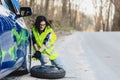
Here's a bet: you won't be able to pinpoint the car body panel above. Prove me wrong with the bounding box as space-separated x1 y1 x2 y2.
0 0 31 79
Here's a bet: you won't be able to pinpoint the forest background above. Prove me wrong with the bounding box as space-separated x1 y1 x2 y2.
18 0 120 32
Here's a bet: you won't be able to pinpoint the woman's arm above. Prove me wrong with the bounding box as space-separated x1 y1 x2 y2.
32 32 39 51
39 44 46 52
39 32 52 52
33 44 39 51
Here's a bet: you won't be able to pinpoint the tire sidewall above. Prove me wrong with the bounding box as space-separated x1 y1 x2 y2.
30 65 66 79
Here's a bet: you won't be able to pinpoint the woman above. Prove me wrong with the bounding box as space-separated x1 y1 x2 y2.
32 16 64 69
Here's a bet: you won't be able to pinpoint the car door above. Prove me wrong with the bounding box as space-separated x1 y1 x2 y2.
10 0 29 59
0 13 17 69
0 0 18 69
0 0 31 69
0 0 2 70
0 14 3 70
1 0 30 68
0 47 2 70
0 0 32 79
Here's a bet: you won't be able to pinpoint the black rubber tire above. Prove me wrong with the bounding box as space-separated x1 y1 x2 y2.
30 65 66 79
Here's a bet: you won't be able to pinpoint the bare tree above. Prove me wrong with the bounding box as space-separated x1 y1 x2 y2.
68 0 72 26
45 0 50 16
62 0 67 16
112 0 120 31
92 0 98 31
106 1 112 31
94 0 104 31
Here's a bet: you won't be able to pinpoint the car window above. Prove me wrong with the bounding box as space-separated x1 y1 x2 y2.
1 0 19 14
4 0 16 13
11 0 20 10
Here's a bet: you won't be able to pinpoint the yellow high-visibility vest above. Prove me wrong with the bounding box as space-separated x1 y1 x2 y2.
32 26 58 60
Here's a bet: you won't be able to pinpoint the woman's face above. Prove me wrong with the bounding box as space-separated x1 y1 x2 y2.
39 21 46 31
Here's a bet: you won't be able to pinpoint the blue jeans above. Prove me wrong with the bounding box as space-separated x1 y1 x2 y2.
39 54 47 65
39 54 65 69
51 57 65 69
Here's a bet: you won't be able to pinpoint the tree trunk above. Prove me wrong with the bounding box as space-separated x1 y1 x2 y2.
68 0 72 26
112 0 120 31
62 0 67 16
106 1 111 31
45 0 50 16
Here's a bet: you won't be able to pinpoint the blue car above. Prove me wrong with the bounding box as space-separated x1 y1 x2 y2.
0 0 32 79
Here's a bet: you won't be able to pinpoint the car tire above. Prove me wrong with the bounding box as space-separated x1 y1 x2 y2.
30 65 66 79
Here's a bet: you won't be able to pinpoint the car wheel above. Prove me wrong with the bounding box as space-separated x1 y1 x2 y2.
30 65 66 79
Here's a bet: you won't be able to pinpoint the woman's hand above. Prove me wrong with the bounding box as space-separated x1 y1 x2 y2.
33 44 39 51
32 51 41 59
39 44 46 52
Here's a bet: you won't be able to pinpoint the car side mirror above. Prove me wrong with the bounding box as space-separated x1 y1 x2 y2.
20 7 32 17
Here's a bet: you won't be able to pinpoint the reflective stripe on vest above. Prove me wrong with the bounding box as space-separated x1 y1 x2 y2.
32 26 58 60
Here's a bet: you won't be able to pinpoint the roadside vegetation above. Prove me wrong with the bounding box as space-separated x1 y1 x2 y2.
19 0 120 32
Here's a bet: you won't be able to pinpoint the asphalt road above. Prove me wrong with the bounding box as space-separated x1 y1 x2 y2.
81 32 120 80
2 32 120 80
